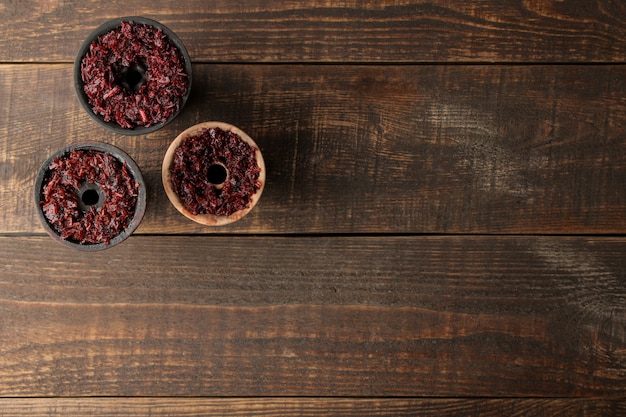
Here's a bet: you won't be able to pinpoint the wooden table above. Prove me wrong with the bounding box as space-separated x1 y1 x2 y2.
1 1 625 415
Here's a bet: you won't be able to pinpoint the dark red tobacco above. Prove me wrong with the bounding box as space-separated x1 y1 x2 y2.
81 21 189 129
170 127 262 216
41 150 139 245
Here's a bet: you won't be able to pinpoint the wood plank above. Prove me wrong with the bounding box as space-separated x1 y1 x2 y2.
0 398 624 417
2 64 625 234
2 0 626 63
1 235 625 397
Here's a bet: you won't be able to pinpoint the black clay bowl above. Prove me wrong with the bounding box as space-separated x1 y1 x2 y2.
35 142 146 251
162 121 266 226
74 16 192 135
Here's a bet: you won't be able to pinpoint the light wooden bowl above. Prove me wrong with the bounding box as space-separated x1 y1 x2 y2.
162 121 266 226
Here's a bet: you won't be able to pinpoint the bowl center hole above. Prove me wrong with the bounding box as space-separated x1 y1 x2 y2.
207 163 228 186
82 189 100 206
119 62 147 92
77 183 105 212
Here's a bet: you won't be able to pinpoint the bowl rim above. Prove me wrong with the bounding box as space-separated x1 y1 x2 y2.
74 16 193 135
34 142 147 251
162 121 266 226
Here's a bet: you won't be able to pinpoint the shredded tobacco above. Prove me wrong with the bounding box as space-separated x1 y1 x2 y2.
41 150 139 245
81 21 189 129
170 128 262 216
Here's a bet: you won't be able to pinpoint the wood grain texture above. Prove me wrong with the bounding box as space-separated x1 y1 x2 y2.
2 0 626 63
1 235 624 397
0 398 624 417
3 0 625 412
3 64 625 234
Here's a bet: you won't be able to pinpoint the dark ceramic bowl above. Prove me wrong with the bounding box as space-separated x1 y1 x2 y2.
74 16 192 135
34 142 147 251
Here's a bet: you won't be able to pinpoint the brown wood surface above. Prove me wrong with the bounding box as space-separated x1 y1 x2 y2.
2 0 626 415
3 64 626 234
1 235 625 397
2 0 626 63
0 398 624 417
